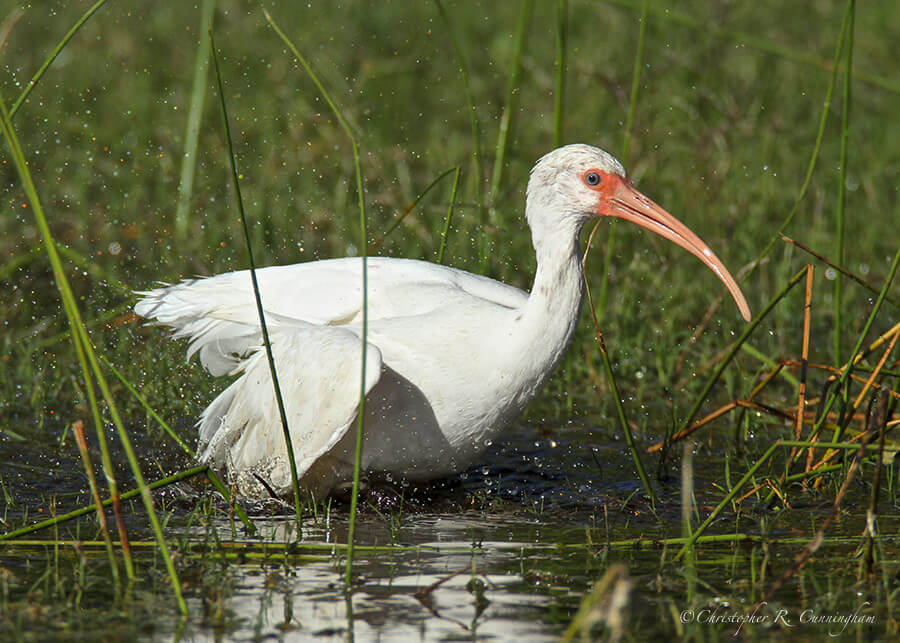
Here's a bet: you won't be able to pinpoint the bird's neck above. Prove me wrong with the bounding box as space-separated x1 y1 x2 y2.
510 221 586 400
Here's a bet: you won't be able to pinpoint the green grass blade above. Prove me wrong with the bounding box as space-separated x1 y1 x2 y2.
600 332 655 506
596 0 648 324
98 354 257 534
99 357 194 456
368 166 459 253
779 441 891 451
552 0 567 148
6 0 110 121
174 0 215 240
603 0 897 94
748 0 852 269
263 10 358 143
739 343 800 389
582 267 656 506
833 0 855 365
208 27 303 529
433 0 485 230
437 167 462 264
488 0 533 212
0 466 209 541
677 266 809 435
262 9 369 586
0 89 186 613
675 442 781 560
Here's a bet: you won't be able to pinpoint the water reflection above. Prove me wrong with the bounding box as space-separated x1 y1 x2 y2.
191 517 565 640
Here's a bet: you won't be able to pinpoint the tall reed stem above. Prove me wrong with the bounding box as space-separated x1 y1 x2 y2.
488 0 533 213
596 0 648 324
0 89 186 614
208 28 303 528
262 9 369 587
174 0 215 240
433 0 485 231
552 0 567 148
833 0 855 365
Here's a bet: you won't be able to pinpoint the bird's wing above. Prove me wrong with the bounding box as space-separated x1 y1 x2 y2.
198 321 383 497
135 257 527 375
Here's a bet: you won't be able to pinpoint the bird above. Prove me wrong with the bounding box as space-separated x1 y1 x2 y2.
135 144 751 500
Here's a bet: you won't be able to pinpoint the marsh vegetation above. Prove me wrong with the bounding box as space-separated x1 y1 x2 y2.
1 1 898 639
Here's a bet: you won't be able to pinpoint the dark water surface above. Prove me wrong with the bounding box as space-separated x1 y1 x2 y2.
1 420 894 641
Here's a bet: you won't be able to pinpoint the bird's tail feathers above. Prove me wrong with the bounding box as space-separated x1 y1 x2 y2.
195 325 384 498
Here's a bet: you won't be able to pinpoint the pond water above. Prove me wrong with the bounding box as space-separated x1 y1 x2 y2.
0 419 894 641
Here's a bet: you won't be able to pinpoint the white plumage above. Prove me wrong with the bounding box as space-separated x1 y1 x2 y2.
136 144 750 499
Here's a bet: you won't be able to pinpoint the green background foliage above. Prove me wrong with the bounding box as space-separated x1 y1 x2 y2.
2 0 897 434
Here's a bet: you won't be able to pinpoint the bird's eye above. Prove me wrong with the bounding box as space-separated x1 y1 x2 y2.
584 171 601 187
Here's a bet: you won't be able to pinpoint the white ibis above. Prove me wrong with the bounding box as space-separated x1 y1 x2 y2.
136 144 751 499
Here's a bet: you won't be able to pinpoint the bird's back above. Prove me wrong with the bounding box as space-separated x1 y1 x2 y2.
136 256 527 374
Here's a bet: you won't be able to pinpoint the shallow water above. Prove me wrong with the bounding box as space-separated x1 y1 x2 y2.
1 419 895 641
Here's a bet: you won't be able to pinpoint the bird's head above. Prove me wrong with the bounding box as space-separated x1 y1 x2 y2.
527 144 751 321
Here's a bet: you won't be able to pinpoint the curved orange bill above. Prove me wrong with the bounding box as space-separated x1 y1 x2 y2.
600 176 752 322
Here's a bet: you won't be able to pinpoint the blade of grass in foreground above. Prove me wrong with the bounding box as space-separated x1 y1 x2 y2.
208 27 303 529
581 235 656 506
99 354 256 534
4 90 130 579
0 89 186 614
263 9 369 587
71 420 121 588
0 466 209 541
